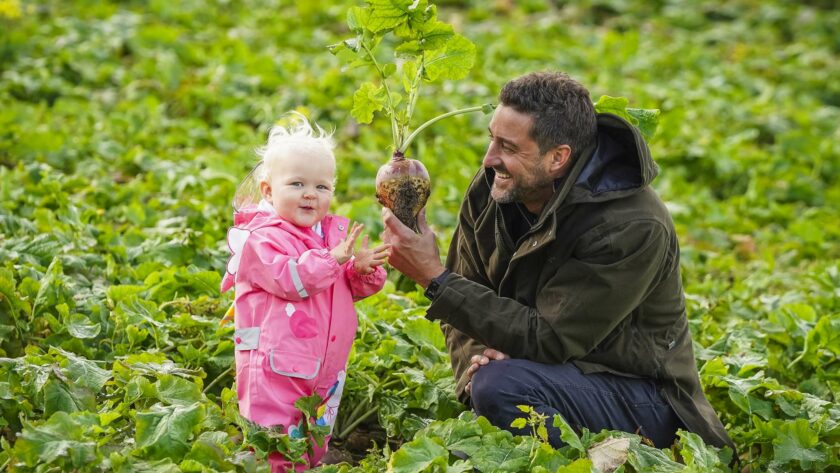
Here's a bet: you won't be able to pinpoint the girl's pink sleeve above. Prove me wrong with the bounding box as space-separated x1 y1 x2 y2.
238 230 340 300
345 263 387 299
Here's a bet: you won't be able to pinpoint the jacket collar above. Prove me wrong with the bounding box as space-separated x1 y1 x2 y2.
486 113 658 238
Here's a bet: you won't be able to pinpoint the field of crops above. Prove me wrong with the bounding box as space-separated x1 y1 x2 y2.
1 0 838 471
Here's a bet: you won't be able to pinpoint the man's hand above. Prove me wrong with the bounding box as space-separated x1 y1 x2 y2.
465 348 510 394
380 208 445 288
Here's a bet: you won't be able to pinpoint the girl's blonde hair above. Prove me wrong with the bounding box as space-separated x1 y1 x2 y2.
256 112 335 183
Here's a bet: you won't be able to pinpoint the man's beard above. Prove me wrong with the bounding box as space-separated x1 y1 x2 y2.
490 169 554 205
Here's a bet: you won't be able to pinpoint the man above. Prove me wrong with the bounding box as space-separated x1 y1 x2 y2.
381 71 733 451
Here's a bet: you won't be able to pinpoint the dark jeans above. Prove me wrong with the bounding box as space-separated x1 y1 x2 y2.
470 359 684 448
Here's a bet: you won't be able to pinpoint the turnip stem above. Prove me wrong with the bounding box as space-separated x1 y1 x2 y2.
403 57 426 148
399 104 492 153
361 43 399 147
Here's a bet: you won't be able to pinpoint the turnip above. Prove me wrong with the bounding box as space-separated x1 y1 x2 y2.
375 151 429 233
330 1 493 232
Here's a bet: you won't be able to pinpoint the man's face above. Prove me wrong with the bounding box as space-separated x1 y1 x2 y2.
482 105 558 214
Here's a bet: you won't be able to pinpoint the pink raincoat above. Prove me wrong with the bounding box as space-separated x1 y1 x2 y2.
221 203 386 470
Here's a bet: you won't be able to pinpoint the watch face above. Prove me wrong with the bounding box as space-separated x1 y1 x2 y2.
424 282 439 300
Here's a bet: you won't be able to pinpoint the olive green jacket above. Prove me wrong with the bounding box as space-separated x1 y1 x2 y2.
426 113 734 450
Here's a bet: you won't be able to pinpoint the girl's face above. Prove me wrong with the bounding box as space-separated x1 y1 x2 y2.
260 149 336 228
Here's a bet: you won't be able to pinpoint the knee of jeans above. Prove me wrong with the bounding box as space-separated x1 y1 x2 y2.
471 360 518 412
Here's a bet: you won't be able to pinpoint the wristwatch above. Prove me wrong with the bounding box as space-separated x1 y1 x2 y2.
423 269 451 301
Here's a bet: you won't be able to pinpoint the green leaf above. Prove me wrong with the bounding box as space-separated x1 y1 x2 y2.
510 418 527 429
43 379 95 415
134 402 204 460
594 95 632 120
626 108 661 141
418 416 483 454
594 96 660 141
553 414 585 454
423 34 476 82
468 431 531 472
626 440 683 472
388 436 449 473
557 458 594 472
32 257 66 317
365 0 416 33
61 352 111 391
772 419 826 469
810 315 840 355
156 374 203 406
66 313 101 339
346 6 370 33
395 21 453 56
13 412 98 467
352 82 387 124
537 424 549 443
678 430 728 471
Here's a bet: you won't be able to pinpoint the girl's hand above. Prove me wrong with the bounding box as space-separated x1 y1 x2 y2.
331 222 363 265
353 235 391 274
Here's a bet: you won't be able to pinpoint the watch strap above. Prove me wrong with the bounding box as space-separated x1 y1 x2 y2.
423 269 451 301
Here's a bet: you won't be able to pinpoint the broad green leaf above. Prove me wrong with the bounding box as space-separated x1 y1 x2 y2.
723 374 775 420
594 95 632 120
402 317 445 349
352 82 387 124
106 284 146 304
553 414 585 454
365 0 416 33
423 34 476 82
678 430 728 471
531 442 572 471
626 108 661 141
772 419 826 469
156 374 203 406
66 312 101 339
59 349 110 391
182 431 236 471
510 418 527 429
32 257 67 317
810 315 840 355
43 379 95 415
557 458 594 472
595 97 660 141
13 412 98 467
395 21 453 56
346 6 370 33
388 435 448 473
418 416 483 454
468 430 531 472
418 20 454 51
626 441 683 472
134 402 204 460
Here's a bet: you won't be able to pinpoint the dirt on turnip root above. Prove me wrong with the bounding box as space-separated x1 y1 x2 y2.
377 175 430 233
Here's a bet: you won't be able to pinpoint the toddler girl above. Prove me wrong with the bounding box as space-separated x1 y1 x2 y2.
221 113 389 471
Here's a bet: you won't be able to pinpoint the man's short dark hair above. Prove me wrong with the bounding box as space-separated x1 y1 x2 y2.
499 71 598 159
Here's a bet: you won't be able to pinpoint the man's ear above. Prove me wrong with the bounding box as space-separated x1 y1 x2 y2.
548 145 572 177
259 181 272 200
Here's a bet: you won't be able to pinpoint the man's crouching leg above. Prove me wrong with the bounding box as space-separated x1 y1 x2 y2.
470 358 684 448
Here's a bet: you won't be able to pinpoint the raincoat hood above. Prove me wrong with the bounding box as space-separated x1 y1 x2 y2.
483 113 659 229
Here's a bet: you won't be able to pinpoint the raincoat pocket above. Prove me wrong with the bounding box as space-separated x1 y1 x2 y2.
268 350 321 380
234 327 260 350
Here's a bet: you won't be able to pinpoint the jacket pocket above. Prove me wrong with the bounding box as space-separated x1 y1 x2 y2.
234 327 260 350
268 350 321 380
